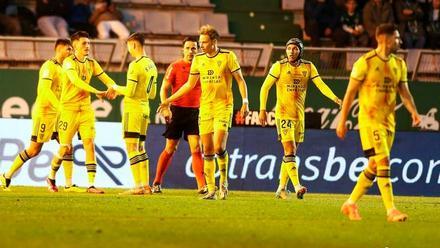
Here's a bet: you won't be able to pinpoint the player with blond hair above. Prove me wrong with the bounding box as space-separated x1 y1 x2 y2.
159 25 249 200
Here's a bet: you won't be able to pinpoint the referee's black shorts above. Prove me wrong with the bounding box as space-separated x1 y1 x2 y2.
163 105 199 141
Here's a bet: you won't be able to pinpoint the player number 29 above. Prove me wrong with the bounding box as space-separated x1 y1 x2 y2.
58 121 68 131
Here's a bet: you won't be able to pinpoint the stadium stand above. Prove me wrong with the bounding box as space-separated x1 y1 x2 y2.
0 0 438 81
172 11 201 36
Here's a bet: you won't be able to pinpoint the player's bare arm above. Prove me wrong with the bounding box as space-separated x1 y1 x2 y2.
159 77 173 121
398 82 421 127
336 78 362 140
232 69 249 118
158 73 199 113
96 67 117 100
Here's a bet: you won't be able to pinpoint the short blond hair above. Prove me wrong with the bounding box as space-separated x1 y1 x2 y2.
199 24 220 40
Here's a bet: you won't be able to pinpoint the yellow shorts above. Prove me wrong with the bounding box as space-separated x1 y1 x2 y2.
199 104 233 135
122 111 149 143
31 112 58 143
276 118 304 143
58 107 95 145
359 126 394 160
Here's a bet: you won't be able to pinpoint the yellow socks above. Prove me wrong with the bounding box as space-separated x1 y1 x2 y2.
283 155 300 191
204 154 216 193
49 155 63 180
129 151 142 187
348 167 375 203
139 152 149 187
216 151 229 187
86 162 97 187
62 154 73 187
377 165 395 212
5 150 31 178
277 162 289 192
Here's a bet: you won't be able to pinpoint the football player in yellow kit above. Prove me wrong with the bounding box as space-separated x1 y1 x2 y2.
0 39 73 191
159 25 249 200
113 33 157 195
260 38 341 200
337 24 421 222
46 31 117 194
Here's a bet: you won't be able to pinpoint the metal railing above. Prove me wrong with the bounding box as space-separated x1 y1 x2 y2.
0 36 438 82
119 41 265 76
270 46 439 82
0 36 117 70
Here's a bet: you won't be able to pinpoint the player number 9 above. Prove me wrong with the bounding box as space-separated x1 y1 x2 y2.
40 123 46 133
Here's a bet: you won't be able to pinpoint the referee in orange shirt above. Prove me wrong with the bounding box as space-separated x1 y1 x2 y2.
152 37 206 194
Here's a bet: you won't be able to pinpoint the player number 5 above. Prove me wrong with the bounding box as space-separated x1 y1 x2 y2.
373 130 380 141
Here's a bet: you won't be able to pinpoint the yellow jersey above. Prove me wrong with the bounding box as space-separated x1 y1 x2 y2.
190 49 240 107
34 58 64 114
267 59 338 120
60 55 104 109
350 50 408 131
123 56 158 114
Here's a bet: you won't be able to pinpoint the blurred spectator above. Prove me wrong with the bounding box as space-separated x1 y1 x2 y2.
69 0 96 37
394 0 426 48
334 0 369 47
89 0 129 39
0 0 21 35
417 0 432 12
304 0 341 46
426 0 440 48
356 0 370 9
363 0 395 47
36 0 72 37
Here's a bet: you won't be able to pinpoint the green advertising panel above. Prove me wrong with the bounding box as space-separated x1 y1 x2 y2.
0 69 438 132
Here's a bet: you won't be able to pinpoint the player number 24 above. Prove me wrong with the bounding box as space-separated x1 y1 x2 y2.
281 120 292 129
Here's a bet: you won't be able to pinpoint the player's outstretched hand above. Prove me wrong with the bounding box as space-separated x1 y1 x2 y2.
335 98 342 108
240 103 249 119
259 110 267 127
105 87 117 100
412 112 421 127
336 121 347 140
95 91 106 100
333 97 342 109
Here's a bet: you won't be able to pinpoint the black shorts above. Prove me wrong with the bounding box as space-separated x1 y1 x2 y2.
163 105 199 141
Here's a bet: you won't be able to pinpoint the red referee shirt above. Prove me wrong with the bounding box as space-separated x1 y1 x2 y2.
165 59 201 108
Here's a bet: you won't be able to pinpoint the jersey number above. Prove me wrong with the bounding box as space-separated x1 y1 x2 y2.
373 130 380 141
40 123 46 133
146 75 155 94
58 121 68 131
281 120 292 129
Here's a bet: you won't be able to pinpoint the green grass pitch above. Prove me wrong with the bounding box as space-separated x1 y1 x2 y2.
1 187 439 248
